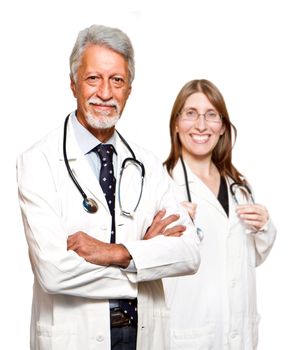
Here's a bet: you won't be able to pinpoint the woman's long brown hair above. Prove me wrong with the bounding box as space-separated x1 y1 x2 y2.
164 79 246 186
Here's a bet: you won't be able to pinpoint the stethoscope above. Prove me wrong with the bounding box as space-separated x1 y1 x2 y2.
180 155 254 207
63 115 145 216
230 182 254 205
179 156 203 238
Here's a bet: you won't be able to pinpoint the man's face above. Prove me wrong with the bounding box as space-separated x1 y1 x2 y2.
71 45 132 139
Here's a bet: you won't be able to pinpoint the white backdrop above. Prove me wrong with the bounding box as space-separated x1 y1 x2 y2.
1 0 301 348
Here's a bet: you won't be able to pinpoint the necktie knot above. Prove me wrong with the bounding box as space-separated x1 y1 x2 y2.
94 144 115 163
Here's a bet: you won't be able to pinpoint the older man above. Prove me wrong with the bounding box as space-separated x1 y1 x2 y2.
17 24 200 350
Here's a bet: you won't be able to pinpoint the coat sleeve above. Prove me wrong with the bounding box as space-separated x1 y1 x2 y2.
244 181 277 267
122 157 201 283
17 146 137 300
253 218 277 266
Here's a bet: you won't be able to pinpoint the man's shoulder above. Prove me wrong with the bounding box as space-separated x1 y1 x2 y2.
18 123 63 160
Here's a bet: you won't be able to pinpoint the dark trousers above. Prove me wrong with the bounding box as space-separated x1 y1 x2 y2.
110 325 137 350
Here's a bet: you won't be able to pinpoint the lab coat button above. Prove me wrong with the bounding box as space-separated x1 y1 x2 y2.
96 335 104 342
230 331 238 339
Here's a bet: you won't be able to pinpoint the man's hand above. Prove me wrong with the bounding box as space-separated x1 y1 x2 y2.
144 209 186 240
67 232 131 268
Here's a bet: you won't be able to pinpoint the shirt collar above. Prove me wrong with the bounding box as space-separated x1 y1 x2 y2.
71 111 117 155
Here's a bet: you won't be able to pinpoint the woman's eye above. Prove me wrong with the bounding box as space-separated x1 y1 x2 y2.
186 110 196 117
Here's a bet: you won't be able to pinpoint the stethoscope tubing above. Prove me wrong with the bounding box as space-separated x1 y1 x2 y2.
180 154 253 205
118 157 145 217
230 181 254 204
63 114 145 214
63 116 88 200
179 155 203 238
179 155 192 203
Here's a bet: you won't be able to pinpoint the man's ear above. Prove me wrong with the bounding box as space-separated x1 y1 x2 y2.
70 75 77 98
127 85 132 98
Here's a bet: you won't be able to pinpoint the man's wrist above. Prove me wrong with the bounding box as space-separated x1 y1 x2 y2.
111 244 132 268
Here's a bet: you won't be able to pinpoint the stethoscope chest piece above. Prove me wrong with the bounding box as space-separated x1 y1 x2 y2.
196 227 204 241
83 198 98 213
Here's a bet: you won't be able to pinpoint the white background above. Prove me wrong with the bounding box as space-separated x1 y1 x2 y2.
1 0 301 348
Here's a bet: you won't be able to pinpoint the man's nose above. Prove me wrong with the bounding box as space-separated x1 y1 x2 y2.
97 80 113 100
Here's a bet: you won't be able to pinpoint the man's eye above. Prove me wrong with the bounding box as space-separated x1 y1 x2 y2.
112 77 125 86
87 76 98 81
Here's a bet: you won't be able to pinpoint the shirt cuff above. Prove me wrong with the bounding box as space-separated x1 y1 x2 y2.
122 259 137 273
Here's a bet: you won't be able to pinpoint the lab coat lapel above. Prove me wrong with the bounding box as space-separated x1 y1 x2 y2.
59 118 109 211
172 160 227 218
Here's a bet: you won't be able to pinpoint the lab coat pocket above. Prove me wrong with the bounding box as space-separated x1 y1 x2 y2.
36 322 78 350
171 324 215 350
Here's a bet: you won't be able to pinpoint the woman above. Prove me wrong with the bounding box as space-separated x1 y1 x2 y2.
163 79 276 350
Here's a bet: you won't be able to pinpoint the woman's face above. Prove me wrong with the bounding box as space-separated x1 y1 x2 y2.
176 92 225 159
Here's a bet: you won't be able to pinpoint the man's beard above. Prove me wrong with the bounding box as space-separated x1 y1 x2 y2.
86 97 121 129
85 113 120 129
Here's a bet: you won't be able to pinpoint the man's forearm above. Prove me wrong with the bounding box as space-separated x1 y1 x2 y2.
67 231 131 267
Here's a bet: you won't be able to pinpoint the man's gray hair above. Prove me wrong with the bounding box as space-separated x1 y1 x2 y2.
70 24 135 83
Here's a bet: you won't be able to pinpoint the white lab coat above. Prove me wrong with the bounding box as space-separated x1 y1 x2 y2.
17 119 201 350
163 160 276 350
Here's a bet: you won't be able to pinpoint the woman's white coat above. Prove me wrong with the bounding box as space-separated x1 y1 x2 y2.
163 160 276 350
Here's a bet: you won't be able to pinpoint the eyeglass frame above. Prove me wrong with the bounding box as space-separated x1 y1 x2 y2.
178 107 223 123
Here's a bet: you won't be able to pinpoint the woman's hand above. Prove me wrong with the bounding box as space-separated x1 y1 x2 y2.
181 201 197 220
143 209 186 240
236 204 269 231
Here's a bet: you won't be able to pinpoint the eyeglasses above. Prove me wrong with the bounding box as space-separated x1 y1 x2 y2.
179 108 222 123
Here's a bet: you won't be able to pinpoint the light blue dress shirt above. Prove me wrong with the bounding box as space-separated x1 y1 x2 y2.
70 111 117 178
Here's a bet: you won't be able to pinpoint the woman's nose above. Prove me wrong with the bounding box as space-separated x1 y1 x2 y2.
195 114 207 129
